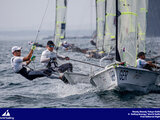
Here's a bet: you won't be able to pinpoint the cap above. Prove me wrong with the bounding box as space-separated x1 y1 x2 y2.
11 46 22 53
47 41 55 46
63 41 67 44
137 52 145 58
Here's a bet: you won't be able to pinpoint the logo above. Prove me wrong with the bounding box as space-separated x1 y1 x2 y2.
2 110 10 117
0 110 14 120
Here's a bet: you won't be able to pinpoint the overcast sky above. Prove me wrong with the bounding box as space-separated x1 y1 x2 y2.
0 0 96 32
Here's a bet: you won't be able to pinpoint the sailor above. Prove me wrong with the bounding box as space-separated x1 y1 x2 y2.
40 41 73 83
60 41 88 54
85 50 106 59
11 45 52 80
60 41 72 51
28 41 45 48
90 40 96 46
136 52 157 70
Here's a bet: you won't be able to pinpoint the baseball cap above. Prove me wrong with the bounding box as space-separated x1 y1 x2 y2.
47 41 55 46
63 41 67 44
11 46 22 53
137 52 145 58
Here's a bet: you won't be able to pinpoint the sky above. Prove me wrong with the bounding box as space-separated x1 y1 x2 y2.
0 0 96 32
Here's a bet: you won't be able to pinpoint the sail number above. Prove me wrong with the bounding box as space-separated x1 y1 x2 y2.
119 70 128 81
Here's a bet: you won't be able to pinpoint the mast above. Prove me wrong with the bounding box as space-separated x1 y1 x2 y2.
115 0 121 61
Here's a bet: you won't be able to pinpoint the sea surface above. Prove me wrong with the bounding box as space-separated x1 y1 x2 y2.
0 34 160 108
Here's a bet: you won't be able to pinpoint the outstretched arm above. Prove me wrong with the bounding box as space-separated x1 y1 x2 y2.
57 54 70 60
147 61 157 68
26 60 31 65
23 50 33 61
23 45 36 63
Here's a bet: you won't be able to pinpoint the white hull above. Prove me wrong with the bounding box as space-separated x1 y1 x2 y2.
90 65 160 93
64 72 90 84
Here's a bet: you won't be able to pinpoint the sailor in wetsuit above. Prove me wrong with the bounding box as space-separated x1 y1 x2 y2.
40 41 73 83
11 45 53 80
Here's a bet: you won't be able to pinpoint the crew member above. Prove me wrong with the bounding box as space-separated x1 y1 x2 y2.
136 52 157 71
40 41 73 83
11 45 52 80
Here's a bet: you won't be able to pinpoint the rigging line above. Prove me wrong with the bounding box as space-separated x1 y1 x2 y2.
69 58 105 68
29 62 35 70
34 0 50 43
31 0 50 70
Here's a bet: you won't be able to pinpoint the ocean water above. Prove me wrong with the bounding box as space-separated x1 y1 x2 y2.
0 35 160 108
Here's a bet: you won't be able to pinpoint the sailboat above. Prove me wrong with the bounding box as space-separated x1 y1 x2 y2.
64 0 108 84
95 0 106 51
103 0 116 54
64 0 117 84
137 0 148 53
93 0 116 59
54 0 67 48
90 0 160 93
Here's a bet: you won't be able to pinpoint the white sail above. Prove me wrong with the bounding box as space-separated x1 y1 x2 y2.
96 0 106 51
118 0 138 66
54 0 68 47
137 0 148 53
90 0 160 93
104 0 116 53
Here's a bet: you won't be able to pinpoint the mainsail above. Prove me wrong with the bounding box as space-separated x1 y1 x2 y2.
103 0 116 53
117 0 138 66
54 0 68 47
137 0 148 53
95 0 106 51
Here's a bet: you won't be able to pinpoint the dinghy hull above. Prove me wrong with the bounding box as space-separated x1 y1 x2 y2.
64 72 90 84
90 66 159 93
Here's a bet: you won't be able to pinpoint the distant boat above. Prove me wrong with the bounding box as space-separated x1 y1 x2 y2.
95 0 116 54
85 0 116 60
90 0 160 93
64 0 116 84
28 41 45 48
54 0 68 48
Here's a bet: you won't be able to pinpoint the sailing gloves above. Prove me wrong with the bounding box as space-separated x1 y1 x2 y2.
31 45 36 51
31 56 36 61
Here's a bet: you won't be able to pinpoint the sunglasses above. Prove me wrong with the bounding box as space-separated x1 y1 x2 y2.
49 45 54 48
15 50 21 52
